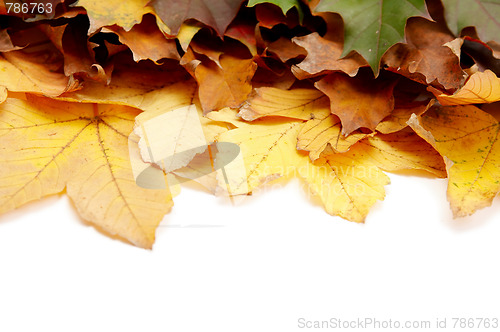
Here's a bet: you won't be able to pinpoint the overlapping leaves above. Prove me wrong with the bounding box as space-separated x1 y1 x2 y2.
0 0 499 248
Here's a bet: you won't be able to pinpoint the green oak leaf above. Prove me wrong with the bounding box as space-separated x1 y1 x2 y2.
441 0 500 44
315 0 428 74
247 0 304 21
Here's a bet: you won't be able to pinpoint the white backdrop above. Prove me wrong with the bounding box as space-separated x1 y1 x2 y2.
0 173 499 332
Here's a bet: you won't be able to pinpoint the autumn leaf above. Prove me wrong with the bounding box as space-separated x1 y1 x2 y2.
408 105 500 217
150 0 245 36
297 114 373 160
3 0 500 247
382 17 465 91
0 96 173 248
292 32 367 79
0 28 22 52
314 0 428 73
436 70 500 106
441 0 500 44
216 120 389 222
75 0 152 33
315 72 397 136
39 16 108 81
103 14 180 63
375 101 430 134
291 13 367 79
266 37 306 63
0 48 80 96
225 18 258 56
239 87 329 121
59 54 196 113
247 0 304 20
195 55 257 113
355 129 447 177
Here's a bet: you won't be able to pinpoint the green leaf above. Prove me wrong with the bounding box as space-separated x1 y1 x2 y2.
314 0 428 74
247 0 304 21
441 0 500 44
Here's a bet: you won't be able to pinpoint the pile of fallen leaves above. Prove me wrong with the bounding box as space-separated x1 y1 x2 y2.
1 0 499 248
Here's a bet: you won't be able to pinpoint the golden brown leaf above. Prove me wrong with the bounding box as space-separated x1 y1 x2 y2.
0 49 80 96
59 55 196 113
195 55 257 113
315 72 397 136
292 32 367 79
104 14 180 63
382 17 465 91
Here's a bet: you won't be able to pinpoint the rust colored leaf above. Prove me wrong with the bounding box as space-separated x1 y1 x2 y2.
104 14 180 63
382 17 466 91
150 0 245 36
315 72 397 136
266 37 306 63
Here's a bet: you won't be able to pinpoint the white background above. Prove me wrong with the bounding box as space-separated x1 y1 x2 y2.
0 173 499 332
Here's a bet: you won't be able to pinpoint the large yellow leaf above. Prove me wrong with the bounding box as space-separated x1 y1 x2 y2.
0 96 173 248
408 105 500 216
436 70 500 106
216 120 389 222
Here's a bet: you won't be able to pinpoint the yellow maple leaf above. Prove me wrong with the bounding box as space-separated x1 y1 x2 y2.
375 101 431 134
297 114 373 160
436 70 500 106
75 0 153 33
408 105 500 217
216 120 389 222
355 130 447 178
239 87 330 121
59 56 196 113
239 87 370 160
0 96 173 248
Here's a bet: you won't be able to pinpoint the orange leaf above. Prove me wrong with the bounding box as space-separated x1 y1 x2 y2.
195 55 257 113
